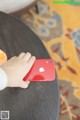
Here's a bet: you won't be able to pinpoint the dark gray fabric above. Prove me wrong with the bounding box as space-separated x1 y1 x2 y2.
0 12 60 120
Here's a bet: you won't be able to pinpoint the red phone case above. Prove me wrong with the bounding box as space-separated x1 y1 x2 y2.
23 59 55 82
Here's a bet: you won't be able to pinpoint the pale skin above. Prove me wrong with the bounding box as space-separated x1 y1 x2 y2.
0 52 36 89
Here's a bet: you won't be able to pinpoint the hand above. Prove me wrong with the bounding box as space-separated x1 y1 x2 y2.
1 52 36 88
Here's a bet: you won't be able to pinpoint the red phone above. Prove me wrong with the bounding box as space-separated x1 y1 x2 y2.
23 59 55 82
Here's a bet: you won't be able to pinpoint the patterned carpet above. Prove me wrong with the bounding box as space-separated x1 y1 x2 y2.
20 0 80 120
0 0 80 120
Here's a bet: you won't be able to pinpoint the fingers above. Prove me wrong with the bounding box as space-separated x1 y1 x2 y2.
11 56 17 60
18 52 25 59
10 53 25 60
18 52 32 63
25 56 36 72
11 52 36 80
13 52 35 63
9 56 17 62
22 56 36 76
22 52 31 62
27 56 36 65
19 81 30 88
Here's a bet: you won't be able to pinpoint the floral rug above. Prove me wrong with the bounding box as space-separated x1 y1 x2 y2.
20 0 80 120
0 0 80 119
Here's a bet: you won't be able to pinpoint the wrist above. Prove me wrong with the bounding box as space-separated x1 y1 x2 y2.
0 67 8 90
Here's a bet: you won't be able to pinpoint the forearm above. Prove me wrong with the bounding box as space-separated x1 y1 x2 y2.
0 67 8 91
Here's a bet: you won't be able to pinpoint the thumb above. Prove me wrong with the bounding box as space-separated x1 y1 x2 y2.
19 81 30 89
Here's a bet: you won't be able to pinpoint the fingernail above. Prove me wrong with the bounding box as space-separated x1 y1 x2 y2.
32 56 36 60
27 52 31 55
27 81 30 84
